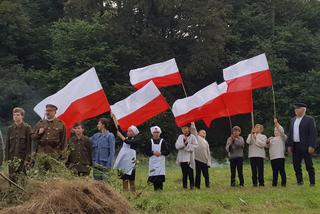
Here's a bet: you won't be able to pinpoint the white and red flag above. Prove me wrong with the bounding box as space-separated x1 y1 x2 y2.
111 81 170 130
172 82 226 127
129 58 182 89
34 68 110 135
223 53 272 92
202 82 253 127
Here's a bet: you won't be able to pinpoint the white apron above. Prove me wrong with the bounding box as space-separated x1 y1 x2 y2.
149 139 166 177
113 142 136 175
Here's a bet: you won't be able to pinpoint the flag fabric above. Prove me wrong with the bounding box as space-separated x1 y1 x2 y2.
129 58 182 89
111 81 170 130
34 68 110 136
202 82 253 127
172 82 227 127
223 53 272 93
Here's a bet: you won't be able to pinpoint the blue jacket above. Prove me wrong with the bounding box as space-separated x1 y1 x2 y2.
90 132 115 168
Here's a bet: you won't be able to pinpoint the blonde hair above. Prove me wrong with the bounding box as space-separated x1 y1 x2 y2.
255 124 264 131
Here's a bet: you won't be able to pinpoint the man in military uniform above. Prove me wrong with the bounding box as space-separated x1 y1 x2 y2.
5 107 32 182
32 104 67 160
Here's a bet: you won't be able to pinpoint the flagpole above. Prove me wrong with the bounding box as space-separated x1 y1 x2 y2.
251 111 255 128
271 85 277 119
226 108 233 133
110 112 119 131
181 82 188 97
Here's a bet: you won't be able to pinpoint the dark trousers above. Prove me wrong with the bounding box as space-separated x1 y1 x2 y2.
250 157 264 186
153 181 163 191
180 162 194 189
293 146 315 185
271 158 286 186
229 157 244 186
195 160 210 188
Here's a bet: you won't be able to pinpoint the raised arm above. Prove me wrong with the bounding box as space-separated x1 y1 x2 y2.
190 122 197 136
184 135 198 152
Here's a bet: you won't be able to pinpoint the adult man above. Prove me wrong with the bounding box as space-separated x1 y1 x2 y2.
32 104 66 160
5 107 32 182
287 103 317 186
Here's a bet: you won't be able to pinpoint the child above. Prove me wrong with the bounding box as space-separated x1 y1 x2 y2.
246 124 267 187
114 125 141 192
145 126 170 191
226 126 245 187
5 107 32 182
175 123 198 189
66 122 92 176
191 123 211 189
267 118 287 187
90 118 115 180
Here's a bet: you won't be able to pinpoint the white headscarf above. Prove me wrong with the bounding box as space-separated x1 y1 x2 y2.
150 126 162 134
128 125 139 136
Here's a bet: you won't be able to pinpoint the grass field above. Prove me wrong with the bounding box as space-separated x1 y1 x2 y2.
123 158 320 214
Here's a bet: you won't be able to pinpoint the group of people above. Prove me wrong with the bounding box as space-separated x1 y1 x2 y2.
225 103 317 187
2 102 318 193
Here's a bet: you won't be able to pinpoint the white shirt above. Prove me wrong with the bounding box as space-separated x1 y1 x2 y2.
293 117 303 142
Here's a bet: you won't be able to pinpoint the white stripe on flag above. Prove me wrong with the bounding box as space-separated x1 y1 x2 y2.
33 67 103 117
129 58 179 85
111 81 161 119
172 82 227 117
223 53 269 81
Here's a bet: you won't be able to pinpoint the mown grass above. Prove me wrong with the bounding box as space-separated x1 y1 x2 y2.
127 158 320 214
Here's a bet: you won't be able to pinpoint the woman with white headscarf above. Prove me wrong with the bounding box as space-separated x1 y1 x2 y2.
145 126 170 191
114 125 141 192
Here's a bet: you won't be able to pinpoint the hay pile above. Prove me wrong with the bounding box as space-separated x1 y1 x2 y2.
0 180 135 214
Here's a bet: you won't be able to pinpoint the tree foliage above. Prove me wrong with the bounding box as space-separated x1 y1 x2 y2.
0 0 320 157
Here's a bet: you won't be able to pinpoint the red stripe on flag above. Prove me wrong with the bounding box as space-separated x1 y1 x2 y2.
133 72 182 89
226 69 272 93
202 90 253 127
117 95 169 130
174 96 226 127
58 89 110 136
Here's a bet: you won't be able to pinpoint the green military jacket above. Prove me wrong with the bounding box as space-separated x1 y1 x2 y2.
32 118 66 159
5 122 32 162
66 135 92 173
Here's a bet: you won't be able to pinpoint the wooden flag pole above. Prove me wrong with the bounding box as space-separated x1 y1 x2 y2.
181 82 188 97
226 108 233 133
271 85 277 119
251 111 255 128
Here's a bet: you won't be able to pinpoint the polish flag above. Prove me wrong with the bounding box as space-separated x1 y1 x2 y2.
223 53 272 92
172 82 227 127
202 82 253 127
111 81 170 130
34 68 110 136
129 58 182 89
